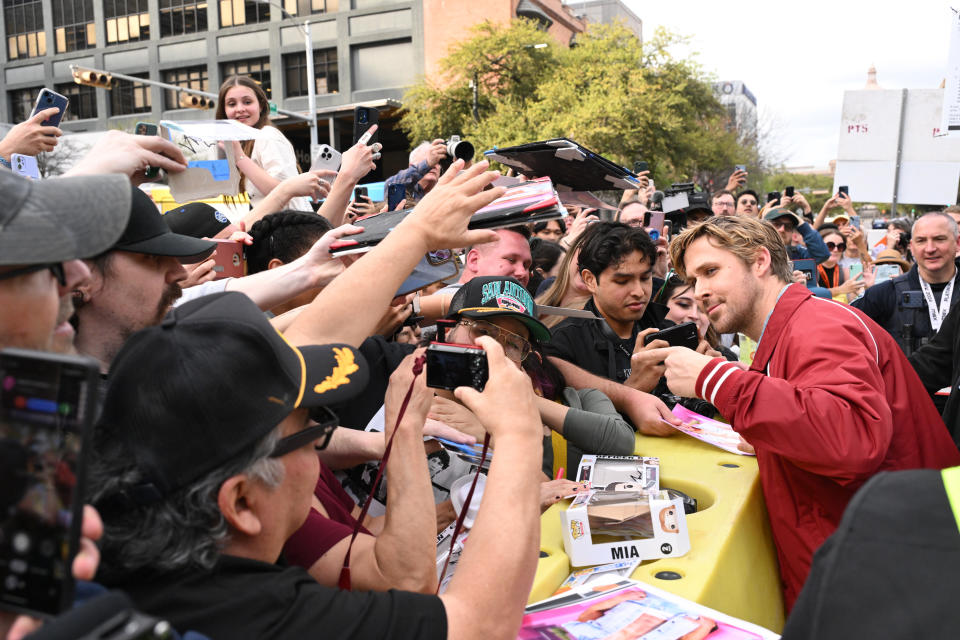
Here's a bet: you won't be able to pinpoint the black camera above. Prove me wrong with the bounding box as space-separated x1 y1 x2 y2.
445 135 474 161
426 343 488 392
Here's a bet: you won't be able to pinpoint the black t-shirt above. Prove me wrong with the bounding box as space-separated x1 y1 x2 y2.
930 280 949 297
109 555 447 640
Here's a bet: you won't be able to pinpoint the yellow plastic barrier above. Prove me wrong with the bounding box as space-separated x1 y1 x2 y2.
532 432 786 633
148 185 249 215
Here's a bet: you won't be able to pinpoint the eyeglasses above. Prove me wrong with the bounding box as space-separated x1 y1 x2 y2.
826 241 847 252
714 201 735 209
0 263 66 286
270 406 339 457
772 220 796 232
457 317 532 362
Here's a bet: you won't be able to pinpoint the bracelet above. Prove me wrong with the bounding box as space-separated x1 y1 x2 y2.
0 154 10 169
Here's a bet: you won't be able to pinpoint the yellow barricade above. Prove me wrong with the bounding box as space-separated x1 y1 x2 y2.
531 432 785 633
148 185 249 215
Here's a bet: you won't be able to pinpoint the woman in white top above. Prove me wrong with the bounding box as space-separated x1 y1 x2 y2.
216 75 314 212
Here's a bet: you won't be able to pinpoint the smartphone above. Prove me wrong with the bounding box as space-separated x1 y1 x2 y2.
873 263 902 285
10 154 39 180
633 161 649 174
353 106 379 146
849 263 863 279
784 186 795 198
850 215 861 230
734 164 746 173
642 321 699 350
426 343 488 392
310 144 342 172
210 239 245 280
30 89 69 128
387 184 406 211
838 185 849 198
354 186 368 201
134 122 160 180
0 348 99 617
791 259 817 289
644 210 666 240
767 191 781 204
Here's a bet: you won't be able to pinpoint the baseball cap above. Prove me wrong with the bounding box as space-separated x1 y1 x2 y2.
113 187 216 262
96 292 369 501
825 213 850 226
447 276 550 342
0 169 132 265
163 202 231 239
764 207 802 227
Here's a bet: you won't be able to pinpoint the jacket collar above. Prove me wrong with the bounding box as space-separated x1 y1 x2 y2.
749 283 812 373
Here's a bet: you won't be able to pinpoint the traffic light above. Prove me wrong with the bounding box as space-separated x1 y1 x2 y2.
178 93 214 109
72 67 113 89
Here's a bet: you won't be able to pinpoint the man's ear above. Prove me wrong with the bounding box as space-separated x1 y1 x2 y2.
218 474 263 537
581 268 599 295
753 247 773 277
464 248 481 274
267 258 285 270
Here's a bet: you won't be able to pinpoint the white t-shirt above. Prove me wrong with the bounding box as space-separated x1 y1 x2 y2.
248 125 313 212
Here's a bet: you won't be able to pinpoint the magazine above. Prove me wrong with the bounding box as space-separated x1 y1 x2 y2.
521 580 779 639
663 405 754 456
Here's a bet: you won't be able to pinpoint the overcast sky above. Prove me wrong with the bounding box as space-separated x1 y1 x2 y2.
623 0 951 169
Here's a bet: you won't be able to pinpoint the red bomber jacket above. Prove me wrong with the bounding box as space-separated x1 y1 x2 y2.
694 284 960 610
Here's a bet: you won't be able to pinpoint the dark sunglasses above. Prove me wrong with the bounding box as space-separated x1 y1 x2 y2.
0 262 65 286
826 241 847 252
270 406 339 457
426 249 454 266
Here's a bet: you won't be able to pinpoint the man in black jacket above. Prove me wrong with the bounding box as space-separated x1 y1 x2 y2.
909 298 960 448
544 222 672 388
852 212 959 357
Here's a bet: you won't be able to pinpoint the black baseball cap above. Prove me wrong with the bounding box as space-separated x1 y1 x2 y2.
0 169 131 265
113 187 216 262
163 202 231 239
97 292 369 500
447 276 551 342
764 207 802 227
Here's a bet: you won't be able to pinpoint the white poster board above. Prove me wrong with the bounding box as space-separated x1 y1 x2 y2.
835 89 960 205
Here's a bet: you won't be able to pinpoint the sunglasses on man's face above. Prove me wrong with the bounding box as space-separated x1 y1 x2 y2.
826 242 847 252
426 250 454 266
270 406 340 457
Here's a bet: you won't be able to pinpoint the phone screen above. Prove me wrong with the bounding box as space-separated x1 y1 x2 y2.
0 350 98 616
873 264 901 285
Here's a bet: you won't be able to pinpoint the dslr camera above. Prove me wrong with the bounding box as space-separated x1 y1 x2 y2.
445 135 475 162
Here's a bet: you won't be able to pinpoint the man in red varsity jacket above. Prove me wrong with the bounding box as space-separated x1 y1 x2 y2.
660 215 960 611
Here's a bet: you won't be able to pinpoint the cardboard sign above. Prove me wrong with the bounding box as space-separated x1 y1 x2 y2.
161 119 261 202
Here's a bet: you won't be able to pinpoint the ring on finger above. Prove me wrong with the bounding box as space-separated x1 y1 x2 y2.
372 152 382 160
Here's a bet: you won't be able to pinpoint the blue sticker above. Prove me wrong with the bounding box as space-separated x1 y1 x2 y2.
187 159 231 182
214 211 229 224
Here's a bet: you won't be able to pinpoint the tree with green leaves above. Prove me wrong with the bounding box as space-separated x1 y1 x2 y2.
400 20 756 192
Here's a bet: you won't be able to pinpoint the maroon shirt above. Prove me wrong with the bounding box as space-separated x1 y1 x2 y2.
283 461 371 570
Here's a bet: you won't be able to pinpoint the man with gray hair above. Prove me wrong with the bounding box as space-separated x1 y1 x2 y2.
384 138 448 201
853 211 960 357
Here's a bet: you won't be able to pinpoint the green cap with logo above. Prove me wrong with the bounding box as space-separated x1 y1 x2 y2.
447 276 551 343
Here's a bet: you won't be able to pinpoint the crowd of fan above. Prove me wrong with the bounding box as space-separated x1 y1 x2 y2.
3 74 960 639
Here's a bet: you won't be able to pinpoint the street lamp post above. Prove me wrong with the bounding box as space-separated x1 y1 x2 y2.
256 0 319 161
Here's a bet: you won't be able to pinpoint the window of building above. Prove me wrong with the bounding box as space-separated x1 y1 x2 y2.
351 40 413 91
8 86 41 124
104 0 150 44
163 65 209 110
54 83 97 120
4 0 46 59
52 0 96 52
158 0 208 37
283 48 337 98
282 0 337 15
221 58 271 97
219 0 269 27
110 73 152 116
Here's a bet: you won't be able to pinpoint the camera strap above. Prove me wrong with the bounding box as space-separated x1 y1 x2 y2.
436 432 491 593
338 354 426 591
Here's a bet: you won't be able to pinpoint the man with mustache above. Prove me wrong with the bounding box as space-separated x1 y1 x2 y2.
73 186 216 372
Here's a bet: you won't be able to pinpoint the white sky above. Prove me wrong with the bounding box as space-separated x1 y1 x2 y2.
623 0 951 169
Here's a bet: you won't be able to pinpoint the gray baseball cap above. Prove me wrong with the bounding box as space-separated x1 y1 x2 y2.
0 168 132 266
